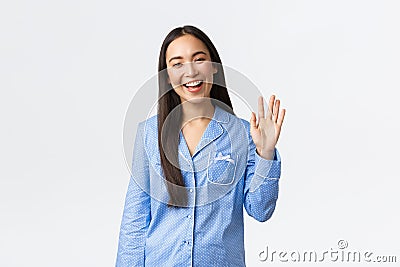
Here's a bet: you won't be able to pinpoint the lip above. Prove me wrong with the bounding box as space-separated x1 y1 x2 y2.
185 83 203 93
183 80 203 93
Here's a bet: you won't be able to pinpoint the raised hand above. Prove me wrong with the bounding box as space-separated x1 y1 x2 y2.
250 95 286 160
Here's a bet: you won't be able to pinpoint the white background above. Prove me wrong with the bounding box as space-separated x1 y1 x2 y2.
1 0 399 266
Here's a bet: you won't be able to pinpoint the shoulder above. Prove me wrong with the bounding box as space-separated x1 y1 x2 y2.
215 106 251 144
239 118 251 132
215 105 250 130
138 114 158 132
135 114 158 146
224 111 251 135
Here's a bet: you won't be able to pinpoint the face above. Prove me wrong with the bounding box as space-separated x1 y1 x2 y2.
165 34 217 103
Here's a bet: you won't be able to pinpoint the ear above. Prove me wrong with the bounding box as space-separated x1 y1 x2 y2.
212 63 218 74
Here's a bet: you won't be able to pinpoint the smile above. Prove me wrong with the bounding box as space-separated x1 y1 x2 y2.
183 80 203 92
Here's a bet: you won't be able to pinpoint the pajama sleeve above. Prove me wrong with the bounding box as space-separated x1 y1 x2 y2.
243 126 281 222
116 122 151 266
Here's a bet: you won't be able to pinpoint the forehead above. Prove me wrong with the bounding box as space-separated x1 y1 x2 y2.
166 35 210 59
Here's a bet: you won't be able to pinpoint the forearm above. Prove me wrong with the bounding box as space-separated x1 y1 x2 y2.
244 148 281 222
116 177 150 266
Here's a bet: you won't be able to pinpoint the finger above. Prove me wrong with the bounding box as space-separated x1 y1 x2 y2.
275 108 286 142
258 96 265 119
250 112 258 129
267 95 275 118
273 99 280 122
277 108 286 127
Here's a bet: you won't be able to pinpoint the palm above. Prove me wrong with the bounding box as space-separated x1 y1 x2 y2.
250 95 286 158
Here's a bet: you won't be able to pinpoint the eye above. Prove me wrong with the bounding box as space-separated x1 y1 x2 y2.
194 58 206 63
172 62 182 68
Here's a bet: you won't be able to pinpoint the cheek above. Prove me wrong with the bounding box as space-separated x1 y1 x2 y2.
173 87 185 101
198 63 215 82
166 70 182 87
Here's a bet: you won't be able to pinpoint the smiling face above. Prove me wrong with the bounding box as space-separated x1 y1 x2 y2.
166 34 217 103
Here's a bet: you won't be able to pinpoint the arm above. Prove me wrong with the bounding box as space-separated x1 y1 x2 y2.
116 122 151 266
244 95 285 222
243 134 281 222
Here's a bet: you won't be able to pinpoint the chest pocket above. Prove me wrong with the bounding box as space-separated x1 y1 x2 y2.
206 152 238 185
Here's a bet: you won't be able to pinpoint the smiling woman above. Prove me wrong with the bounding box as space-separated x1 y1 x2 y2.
157 26 235 207
116 25 286 267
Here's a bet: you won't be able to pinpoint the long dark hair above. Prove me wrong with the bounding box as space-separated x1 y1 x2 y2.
157 25 234 207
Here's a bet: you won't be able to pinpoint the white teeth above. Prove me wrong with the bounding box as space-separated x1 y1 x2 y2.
185 80 202 87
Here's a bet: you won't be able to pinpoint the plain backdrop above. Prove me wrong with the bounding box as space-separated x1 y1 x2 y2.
1 0 399 266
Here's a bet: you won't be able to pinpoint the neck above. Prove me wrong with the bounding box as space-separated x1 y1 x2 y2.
181 99 215 125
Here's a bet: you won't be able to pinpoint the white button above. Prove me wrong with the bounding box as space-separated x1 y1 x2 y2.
189 189 193 192
187 215 192 219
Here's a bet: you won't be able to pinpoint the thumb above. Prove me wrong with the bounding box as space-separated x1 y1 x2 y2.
250 112 257 130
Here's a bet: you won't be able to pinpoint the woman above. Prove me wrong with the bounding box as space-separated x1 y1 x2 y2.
117 25 286 266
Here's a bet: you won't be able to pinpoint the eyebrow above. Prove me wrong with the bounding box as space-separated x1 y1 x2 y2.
168 51 207 63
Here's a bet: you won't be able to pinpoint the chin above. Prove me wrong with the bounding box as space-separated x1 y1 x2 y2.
184 96 209 104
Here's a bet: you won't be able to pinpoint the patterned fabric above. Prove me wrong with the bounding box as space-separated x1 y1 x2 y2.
116 105 281 266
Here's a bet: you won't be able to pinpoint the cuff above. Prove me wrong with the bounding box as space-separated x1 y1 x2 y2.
254 148 281 179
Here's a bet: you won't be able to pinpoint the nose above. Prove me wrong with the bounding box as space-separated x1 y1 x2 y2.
183 62 198 77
